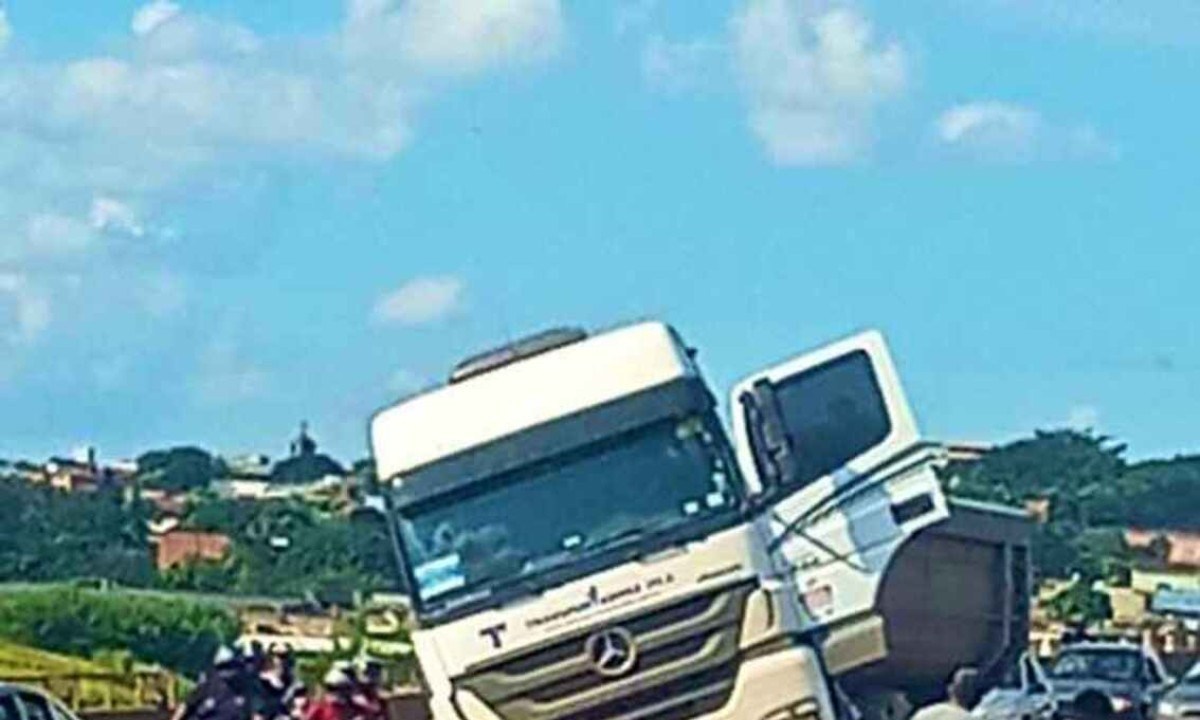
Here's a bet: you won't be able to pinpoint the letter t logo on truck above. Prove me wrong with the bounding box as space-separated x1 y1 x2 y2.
479 622 507 649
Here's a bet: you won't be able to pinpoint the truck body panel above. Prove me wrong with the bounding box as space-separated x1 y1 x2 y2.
842 498 1033 711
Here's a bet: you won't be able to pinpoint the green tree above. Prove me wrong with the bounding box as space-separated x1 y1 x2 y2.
270 454 344 485
941 429 1128 579
1121 456 1200 529
0 478 154 585
1045 580 1112 627
136 447 218 493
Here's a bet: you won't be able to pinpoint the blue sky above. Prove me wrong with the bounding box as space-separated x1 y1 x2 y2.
0 0 1196 465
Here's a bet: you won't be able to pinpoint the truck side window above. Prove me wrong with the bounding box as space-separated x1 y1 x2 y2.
769 351 891 489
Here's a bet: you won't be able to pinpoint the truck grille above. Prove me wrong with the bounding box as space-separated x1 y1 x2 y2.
456 582 755 720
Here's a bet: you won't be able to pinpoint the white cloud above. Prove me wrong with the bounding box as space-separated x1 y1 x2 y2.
191 336 269 405
0 1 563 368
90 196 145 237
0 0 565 199
25 212 94 258
642 35 725 95
961 0 1200 47
0 273 51 344
935 101 1118 163
1066 404 1100 431
373 275 465 326
343 0 565 76
936 101 1039 159
2 196 151 264
0 8 12 51
131 1 182 37
731 0 907 165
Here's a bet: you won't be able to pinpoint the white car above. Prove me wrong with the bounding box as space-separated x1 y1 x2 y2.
0 684 79 720
974 653 1059 720
1155 660 1200 720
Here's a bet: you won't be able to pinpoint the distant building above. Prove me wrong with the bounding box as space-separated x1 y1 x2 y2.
223 454 273 479
1131 566 1200 595
140 488 189 516
211 478 275 500
156 530 232 570
1126 529 1200 569
1024 498 1052 524
147 516 182 537
10 461 47 484
211 475 345 502
1105 586 1149 626
44 457 99 493
1150 588 1200 618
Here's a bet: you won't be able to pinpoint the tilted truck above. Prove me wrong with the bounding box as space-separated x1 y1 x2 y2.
843 497 1033 720
369 321 1028 720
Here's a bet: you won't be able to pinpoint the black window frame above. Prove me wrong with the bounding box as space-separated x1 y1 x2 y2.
750 349 892 493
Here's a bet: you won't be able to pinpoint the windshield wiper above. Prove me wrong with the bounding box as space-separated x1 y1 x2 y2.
579 518 694 561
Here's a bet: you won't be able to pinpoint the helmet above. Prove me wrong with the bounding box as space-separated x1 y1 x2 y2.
213 646 240 668
323 666 354 689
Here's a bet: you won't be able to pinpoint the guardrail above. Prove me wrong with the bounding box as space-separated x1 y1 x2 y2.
0 670 181 712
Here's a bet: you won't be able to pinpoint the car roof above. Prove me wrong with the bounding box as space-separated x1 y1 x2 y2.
1060 641 1146 652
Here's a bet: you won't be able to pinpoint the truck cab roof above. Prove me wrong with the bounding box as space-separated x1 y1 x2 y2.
370 321 699 483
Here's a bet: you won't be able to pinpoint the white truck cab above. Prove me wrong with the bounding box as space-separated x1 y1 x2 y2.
370 322 948 720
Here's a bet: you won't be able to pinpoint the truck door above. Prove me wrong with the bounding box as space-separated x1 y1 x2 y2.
731 330 949 671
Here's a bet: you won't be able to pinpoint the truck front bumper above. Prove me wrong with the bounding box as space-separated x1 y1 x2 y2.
697 644 837 720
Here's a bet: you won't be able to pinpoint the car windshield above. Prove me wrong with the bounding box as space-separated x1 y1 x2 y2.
1050 649 1142 682
397 412 742 618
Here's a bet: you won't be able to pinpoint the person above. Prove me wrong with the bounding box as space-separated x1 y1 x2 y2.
172 647 259 720
287 686 311 720
1070 690 1115 720
231 642 278 720
910 668 980 720
304 666 360 720
256 645 296 720
353 659 387 720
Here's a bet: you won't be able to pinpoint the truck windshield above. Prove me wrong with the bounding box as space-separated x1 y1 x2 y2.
396 412 741 618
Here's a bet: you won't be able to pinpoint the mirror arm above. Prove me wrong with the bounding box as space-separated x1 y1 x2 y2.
745 379 799 486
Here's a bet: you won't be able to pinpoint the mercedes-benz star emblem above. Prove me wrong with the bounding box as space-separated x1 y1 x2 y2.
585 627 638 678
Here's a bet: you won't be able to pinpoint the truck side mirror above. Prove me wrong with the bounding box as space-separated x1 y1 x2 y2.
740 380 799 494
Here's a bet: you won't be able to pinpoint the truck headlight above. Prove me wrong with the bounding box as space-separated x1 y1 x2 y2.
1157 700 1181 718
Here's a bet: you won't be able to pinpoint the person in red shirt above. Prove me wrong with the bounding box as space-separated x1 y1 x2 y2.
304 666 360 720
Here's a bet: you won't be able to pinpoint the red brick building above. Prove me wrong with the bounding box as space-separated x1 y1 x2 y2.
155 530 232 570
1126 529 1200 569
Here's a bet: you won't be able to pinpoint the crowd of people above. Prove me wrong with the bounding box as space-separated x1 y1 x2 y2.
172 643 390 720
